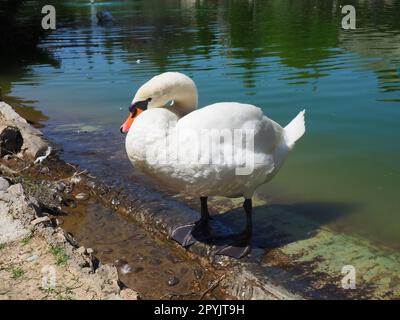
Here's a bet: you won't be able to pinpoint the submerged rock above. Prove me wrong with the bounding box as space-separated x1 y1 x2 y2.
96 11 114 23
111 197 120 207
167 275 179 286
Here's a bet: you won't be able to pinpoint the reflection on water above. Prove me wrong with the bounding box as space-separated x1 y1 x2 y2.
1 0 400 250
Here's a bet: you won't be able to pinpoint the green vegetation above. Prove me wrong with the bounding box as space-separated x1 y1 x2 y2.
10 267 24 279
0 0 48 57
21 232 34 246
49 245 69 266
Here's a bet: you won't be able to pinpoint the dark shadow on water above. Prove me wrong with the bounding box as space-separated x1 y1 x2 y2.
196 201 357 250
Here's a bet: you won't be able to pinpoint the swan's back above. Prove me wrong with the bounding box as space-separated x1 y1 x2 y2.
177 102 285 154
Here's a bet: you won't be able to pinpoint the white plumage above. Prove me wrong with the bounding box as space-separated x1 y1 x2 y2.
124 72 305 199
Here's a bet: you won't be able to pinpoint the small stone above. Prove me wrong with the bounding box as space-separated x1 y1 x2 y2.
167 276 179 286
55 182 66 192
31 216 50 226
75 193 89 201
40 166 50 174
26 254 39 262
64 232 79 247
76 246 86 255
111 198 120 207
86 248 94 254
55 218 64 226
54 194 63 203
0 177 10 191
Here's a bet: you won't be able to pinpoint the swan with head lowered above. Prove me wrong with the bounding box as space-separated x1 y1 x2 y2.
120 72 305 259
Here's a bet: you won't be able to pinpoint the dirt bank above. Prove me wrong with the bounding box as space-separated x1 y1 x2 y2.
0 180 138 300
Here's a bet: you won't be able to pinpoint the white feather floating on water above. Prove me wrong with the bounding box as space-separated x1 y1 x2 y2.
120 264 132 275
34 146 52 164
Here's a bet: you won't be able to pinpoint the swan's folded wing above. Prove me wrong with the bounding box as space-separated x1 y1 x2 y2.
177 102 285 154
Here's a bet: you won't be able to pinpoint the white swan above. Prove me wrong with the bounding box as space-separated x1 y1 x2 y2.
121 72 305 258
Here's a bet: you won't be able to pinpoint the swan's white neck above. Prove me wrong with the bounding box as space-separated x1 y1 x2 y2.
133 72 198 118
168 100 196 118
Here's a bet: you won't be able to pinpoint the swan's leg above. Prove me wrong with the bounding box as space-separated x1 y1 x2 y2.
170 197 212 247
215 198 252 259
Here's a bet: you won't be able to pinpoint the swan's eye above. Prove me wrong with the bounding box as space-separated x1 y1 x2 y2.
129 98 152 113
130 108 138 118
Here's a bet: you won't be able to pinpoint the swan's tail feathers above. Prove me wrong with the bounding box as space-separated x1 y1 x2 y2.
284 110 306 147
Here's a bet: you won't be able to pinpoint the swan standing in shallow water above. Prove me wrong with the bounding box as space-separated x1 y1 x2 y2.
120 72 305 258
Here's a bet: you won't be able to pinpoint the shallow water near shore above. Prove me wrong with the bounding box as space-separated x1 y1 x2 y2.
1 0 400 294
61 202 226 299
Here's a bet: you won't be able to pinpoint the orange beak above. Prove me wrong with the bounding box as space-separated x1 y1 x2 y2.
120 108 144 134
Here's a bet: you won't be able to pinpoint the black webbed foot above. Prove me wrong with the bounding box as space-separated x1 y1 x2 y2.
215 235 251 259
170 219 211 247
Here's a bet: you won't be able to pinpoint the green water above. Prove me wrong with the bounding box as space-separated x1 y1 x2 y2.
1 0 400 250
